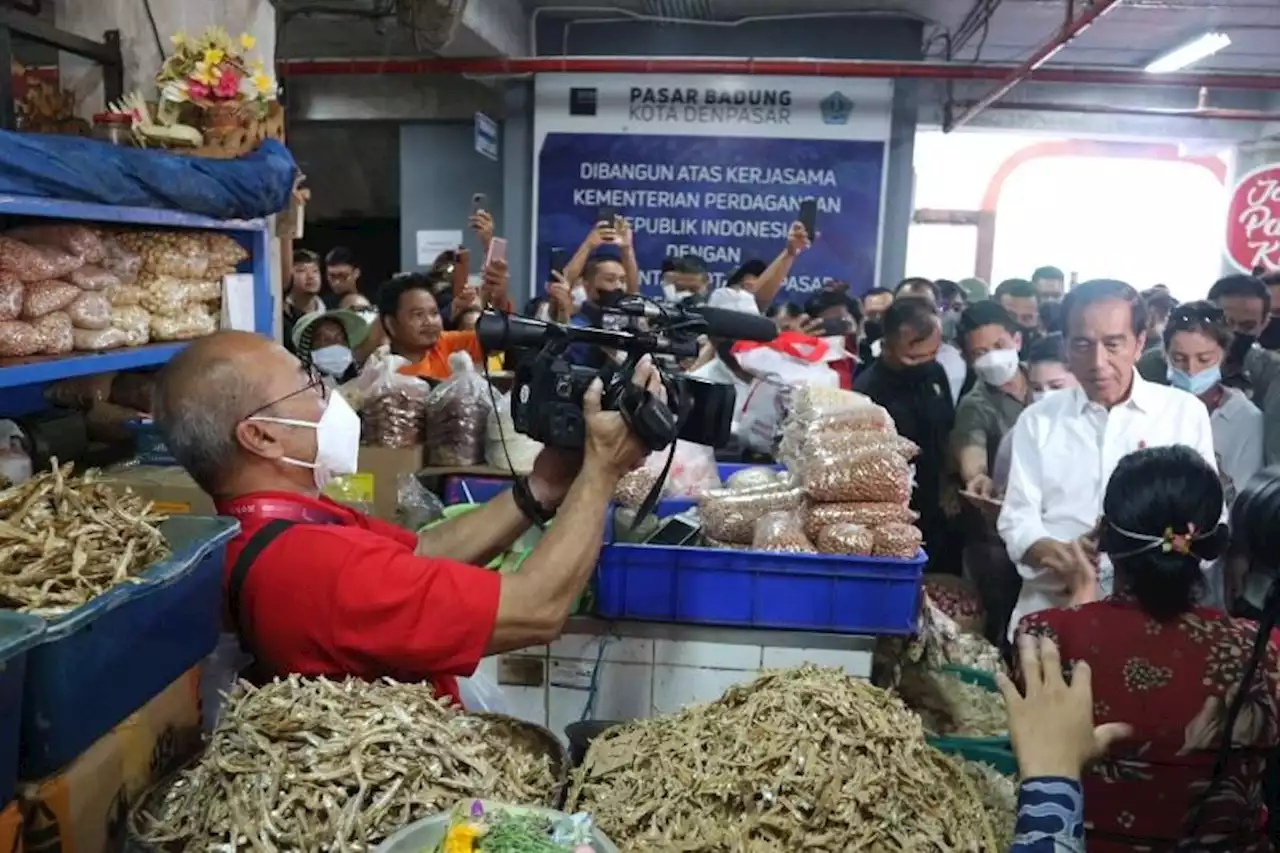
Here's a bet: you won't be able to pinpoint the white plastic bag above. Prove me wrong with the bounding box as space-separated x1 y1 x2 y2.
734 334 840 453
457 672 510 714
486 390 543 472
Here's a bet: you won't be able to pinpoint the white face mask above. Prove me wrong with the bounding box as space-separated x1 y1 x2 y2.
1032 387 1064 404
662 283 679 303
250 392 361 490
311 344 353 377
570 285 588 310
973 348 1020 387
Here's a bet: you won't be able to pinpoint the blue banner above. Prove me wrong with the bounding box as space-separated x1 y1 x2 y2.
535 132 885 302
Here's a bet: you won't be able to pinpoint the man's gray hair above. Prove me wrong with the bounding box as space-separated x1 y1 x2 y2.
152 356 263 496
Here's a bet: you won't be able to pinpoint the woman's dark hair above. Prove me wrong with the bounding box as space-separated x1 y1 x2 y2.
1100 445 1228 621
1025 332 1067 366
1161 299 1231 351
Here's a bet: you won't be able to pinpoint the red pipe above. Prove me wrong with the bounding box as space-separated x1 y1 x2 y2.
273 56 1280 91
982 100 1280 122
945 0 1127 132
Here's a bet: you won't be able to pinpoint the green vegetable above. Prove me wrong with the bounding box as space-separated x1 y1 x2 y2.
479 813 564 853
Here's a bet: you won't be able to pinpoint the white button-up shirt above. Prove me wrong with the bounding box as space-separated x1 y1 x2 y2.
997 370 1217 637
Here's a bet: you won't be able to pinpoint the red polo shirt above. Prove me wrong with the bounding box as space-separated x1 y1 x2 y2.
216 492 502 706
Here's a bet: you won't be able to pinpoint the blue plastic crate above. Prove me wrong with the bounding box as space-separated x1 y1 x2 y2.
0 613 43 803
20 515 238 779
595 543 926 634
125 418 178 466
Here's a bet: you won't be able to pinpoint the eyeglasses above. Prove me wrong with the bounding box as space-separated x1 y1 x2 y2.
243 362 328 421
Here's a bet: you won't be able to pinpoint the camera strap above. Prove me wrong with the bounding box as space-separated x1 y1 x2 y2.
629 384 694 531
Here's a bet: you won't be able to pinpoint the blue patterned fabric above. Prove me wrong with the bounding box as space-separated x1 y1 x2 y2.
1011 777 1085 852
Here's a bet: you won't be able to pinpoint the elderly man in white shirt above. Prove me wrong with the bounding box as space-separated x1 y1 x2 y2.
998 279 1217 638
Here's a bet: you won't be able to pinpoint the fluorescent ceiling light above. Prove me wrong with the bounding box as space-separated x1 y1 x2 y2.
1145 32 1231 74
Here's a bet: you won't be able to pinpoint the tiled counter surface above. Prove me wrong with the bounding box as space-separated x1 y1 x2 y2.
473 618 876 743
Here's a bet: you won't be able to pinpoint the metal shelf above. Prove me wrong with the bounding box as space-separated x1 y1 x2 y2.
0 194 268 232
0 343 186 390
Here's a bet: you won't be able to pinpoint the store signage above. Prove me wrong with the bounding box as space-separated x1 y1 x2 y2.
474 112 499 161
1225 163 1280 274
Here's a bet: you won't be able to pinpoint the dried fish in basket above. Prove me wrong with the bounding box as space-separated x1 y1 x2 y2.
566 665 999 852
0 461 169 618
129 676 565 853
897 666 1010 738
961 758 1018 851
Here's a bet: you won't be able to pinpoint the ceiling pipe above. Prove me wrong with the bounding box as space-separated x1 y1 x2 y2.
274 55 1280 91
979 100 1280 121
944 0 1128 132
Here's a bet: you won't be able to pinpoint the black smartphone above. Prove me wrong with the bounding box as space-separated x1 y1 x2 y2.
596 204 618 226
471 193 487 214
798 198 818 239
549 247 569 279
644 515 702 547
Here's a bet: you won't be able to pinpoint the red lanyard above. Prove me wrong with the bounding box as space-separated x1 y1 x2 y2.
217 495 346 526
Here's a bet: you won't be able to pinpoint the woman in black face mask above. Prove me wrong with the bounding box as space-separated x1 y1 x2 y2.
852 297 960 575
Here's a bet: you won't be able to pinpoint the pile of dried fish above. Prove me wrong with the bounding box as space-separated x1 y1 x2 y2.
0 461 168 617
961 760 1017 850
566 666 998 851
132 676 562 851
896 667 1009 738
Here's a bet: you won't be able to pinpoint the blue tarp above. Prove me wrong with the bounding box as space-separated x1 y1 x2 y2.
0 131 295 220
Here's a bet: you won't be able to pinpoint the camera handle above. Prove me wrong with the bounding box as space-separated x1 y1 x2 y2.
603 355 688 530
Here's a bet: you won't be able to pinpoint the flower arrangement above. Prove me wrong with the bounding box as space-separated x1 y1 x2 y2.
156 26 275 117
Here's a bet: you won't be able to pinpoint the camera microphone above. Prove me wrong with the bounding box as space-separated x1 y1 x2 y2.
613 296 778 343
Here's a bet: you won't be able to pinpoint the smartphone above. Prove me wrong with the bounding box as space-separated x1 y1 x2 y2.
471 193 488 215
596 204 618 226
960 490 1004 512
485 236 508 268
798 198 818 239
548 247 569 279
820 316 849 336
644 515 702 547
451 248 470 298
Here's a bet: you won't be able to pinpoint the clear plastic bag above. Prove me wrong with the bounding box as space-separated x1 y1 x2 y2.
804 501 919 540
0 320 43 357
726 466 783 491
35 311 72 355
789 386 886 422
614 465 662 509
138 274 201 317
457 672 510 714
361 359 430 448
752 509 816 553
110 305 152 347
72 326 127 351
67 291 112 330
425 352 493 466
778 413 898 465
0 274 21 322
45 374 117 409
700 485 805 545
873 522 924 559
21 279 79 319
814 522 876 556
397 472 444 531
149 304 217 341
6 224 105 264
0 236 82 282
107 284 143 306
115 231 210 278
99 236 142 284
802 446 912 504
204 233 249 269
341 346 411 411
189 279 222 303
485 391 543 473
68 264 121 292
664 441 722 497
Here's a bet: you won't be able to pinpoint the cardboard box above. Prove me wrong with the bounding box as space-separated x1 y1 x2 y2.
350 445 425 523
101 466 215 517
0 800 21 853
20 668 202 853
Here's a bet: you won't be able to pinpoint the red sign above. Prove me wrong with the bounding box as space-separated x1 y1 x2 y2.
1225 164 1280 274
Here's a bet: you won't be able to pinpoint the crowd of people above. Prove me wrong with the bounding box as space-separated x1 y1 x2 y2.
167 204 1280 850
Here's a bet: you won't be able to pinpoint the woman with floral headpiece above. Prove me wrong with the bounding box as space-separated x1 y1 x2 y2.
1015 444 1280 852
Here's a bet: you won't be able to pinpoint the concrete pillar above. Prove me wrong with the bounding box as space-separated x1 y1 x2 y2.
55 0 275 118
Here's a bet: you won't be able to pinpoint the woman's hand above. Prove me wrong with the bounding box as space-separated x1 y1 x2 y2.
998 635 1132 780
469 209 494 250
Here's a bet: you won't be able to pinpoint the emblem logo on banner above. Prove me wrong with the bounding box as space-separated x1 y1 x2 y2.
820 92 853 125
569 87 598 117
1225 163 1280 274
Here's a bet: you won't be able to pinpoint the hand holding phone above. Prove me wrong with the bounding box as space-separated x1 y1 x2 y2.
471 192 488 215
797 198 818 240
485 236 508 268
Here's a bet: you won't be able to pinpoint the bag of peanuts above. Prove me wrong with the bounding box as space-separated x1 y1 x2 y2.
110 306 152 347
801 446 912 504
814 522 876 556
69 264 121 292
783 428 919 469
425 353 493 467
21 280 79 319
0 274 21 322
0 320 43 357
67 292 112 330
114 231 209 279
138 274 202 317
0 236 82 282
361 360 430 449
99 236 142 284
72 327 128 352
204 233 249 269
803 502 919 541
752 510 817 554
6 224 105 264
35 311 73 355
700 484 805 545
789 386 888 423
149 304 217 341
872 522 924 559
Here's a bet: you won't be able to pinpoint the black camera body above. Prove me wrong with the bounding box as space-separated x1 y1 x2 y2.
478 308 740 453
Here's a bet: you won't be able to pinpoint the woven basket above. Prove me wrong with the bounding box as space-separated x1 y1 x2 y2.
182 101 285 160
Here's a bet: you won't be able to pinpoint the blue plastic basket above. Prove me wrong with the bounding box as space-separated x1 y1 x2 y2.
595 543 926 634
20 515 239 779
648 463 785 518
0 613 44 803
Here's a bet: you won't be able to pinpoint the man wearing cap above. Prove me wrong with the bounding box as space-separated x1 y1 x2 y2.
291 308 371 385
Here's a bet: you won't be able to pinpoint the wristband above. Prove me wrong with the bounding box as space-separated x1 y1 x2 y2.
512 476 556 527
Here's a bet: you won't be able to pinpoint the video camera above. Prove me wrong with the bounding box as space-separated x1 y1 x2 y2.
475 296 777 453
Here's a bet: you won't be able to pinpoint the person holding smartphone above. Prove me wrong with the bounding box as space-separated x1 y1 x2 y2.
559 213 641 300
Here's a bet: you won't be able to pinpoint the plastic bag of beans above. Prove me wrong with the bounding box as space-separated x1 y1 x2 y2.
34 311 73 355
802 446 912 504
814 522 876 556
752 510 817 553
20 280 79 319
873 522 924 559
115 231 209 279
725 466 784 491
204 233 249 268
72 326 127 352
67 291 112 330
0 236 82 282
68 264 121 292
0 274 21 322
803 501 920 541
110 306 152 347
99 236 142 284
789 386 889 423
614 466 662 509
107 284 143 306
700 485 805 545
425 353 493 467
0 320 43 357
6 224 104 264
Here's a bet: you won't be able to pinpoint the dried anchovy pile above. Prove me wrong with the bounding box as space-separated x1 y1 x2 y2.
961 760 1017 850
896 668 1009 738
566 666 998 851
132 676 561 852
0 461 168 617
